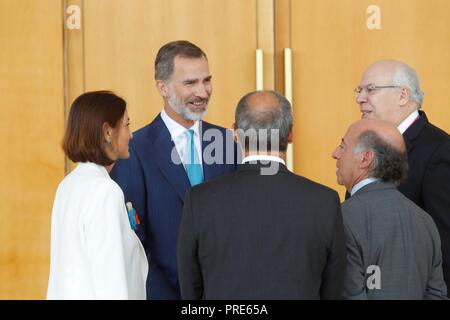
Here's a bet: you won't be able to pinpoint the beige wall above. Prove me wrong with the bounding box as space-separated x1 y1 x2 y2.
1 0 449 299
0 0 65 299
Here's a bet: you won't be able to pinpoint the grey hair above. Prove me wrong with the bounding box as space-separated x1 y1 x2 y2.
235 90 292 152
154 40 207 81
392 64 424 108
353 130 408 185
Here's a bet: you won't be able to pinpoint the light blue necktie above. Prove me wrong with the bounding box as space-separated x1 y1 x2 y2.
185 129 204 186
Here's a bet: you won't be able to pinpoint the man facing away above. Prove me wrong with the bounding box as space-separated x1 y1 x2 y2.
355 60 450 294
177 90 347 299
111 40 238 299
332 118 447 299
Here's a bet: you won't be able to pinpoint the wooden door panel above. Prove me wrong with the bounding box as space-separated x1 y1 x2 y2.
0 0 65 299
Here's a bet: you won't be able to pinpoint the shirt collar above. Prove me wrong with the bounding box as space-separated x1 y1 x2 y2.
242 155 286 165
351 177 379 196
160 109 200 140
397 110 420 134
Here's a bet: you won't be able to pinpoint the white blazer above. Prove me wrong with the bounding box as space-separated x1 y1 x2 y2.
47 162 148 299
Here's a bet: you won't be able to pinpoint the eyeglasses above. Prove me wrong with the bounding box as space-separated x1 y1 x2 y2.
354 84 401 95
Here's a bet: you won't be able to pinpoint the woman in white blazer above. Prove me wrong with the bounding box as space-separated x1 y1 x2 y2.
47 91 148 299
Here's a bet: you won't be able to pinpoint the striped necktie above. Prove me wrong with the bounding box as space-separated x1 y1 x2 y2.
185 129 204 186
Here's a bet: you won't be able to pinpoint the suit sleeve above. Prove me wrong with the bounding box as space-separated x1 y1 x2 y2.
320 193 347 299
424 218 448 300
422 138 450 289
84 184 130 299
111 146 148 244
177 190 203 300
342 223 368 300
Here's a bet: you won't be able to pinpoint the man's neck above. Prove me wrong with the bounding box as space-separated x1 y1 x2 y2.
350 177 379 196
393 103 418 127
163 104 194 129
347 172 369 193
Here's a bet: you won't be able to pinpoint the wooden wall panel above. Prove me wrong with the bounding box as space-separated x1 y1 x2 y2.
275 0 291 93
64 0 84 173
0 0 65 299
257 0 275 90
290 0 450 198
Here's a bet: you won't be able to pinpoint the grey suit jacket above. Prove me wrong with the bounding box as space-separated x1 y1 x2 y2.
342 181 447 299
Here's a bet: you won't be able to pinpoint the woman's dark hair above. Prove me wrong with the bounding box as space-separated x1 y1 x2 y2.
62 91 126 166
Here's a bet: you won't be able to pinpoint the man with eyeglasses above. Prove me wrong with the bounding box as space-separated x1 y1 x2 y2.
354 59 450 296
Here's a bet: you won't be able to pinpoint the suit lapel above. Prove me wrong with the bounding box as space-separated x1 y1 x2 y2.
148 115 191 200
146 118 231 195
201 121 223 182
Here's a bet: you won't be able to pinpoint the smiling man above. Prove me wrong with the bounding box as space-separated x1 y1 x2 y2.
355 60 450 295
111 41 238 299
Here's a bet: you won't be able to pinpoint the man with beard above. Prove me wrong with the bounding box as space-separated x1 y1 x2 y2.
111 40 238 299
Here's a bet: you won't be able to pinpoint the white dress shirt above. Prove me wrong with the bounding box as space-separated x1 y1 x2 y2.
160 109 203 169
351 177 379 196
397 110 420 134
242 154 286 165
47 162 148 299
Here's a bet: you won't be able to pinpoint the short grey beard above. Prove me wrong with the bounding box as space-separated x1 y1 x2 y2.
167 91 207 121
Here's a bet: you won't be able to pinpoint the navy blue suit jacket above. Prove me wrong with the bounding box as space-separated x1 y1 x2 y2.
110 114 238 299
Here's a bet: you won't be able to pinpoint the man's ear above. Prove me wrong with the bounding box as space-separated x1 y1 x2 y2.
287 125 293 144
232 123 239 144
399 86 410 106
359 149 374 170
156 80 168 98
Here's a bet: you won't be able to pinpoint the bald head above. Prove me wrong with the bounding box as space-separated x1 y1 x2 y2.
349 118 406 154
246 91 280 110
363 60 399 84
365 59 404 75
235 90 292 153
352 118 407 183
